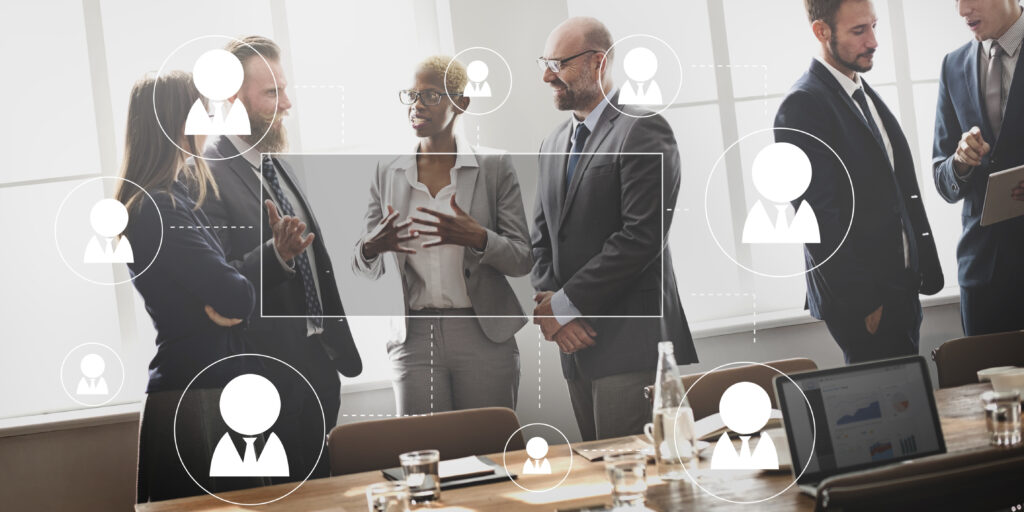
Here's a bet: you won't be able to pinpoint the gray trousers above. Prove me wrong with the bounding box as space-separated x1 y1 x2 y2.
566 358 655 441
389 309 520 415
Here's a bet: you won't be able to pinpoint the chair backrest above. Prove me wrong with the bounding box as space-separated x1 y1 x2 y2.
677 358 818 421
931 330 1024 388
326 407 524 476
814 447 1024 511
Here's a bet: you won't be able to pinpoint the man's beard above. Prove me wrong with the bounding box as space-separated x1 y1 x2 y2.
553 72 602 111
246 111 289 154
830 33 874 73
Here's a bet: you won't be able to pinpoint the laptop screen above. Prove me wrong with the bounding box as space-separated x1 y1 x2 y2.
774 356 946 484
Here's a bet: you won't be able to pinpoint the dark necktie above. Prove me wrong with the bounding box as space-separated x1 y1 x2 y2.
852 89 919 272
566 123 591 189
261 157 324 327
985 42 1004 139
852 88 885 151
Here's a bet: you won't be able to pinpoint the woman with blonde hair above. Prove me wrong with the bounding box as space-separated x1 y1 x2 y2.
122 71 308 501
354 56 532 414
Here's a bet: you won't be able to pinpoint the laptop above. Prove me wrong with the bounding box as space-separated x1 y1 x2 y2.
773 355 946 496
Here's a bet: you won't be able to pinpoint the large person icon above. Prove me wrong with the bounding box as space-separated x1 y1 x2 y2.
209 374 290 477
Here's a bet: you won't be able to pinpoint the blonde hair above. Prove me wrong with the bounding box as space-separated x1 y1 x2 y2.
116 71 217 213
416 55 468 94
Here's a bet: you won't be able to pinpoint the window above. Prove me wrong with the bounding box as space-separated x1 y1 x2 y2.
568 0 968 329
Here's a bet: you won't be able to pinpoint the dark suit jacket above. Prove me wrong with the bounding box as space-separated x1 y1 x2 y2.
776 59 943 322
933 40 1024 288
128 180 255 393
202 136 361 377
532 92 697 380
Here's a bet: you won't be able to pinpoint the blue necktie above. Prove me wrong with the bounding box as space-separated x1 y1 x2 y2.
566 123 591 189
852 89 919 272
261 157 324 327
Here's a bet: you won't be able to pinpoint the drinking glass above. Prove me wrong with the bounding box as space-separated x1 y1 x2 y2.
604 451 647 508
982 391 1022 447
366 481 410 512
399 449 441 503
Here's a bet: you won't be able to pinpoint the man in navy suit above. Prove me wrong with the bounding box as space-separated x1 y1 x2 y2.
933 0 1024 336
776 0 943 364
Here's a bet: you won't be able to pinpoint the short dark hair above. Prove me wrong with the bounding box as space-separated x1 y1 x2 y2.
224 35 280 66
804 0 846 28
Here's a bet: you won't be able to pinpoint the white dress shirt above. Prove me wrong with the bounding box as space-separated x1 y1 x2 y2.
227 135 325 336
816 57 909 269
402 154 474 310
551 88 618 324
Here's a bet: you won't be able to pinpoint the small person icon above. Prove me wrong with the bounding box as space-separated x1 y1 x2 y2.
464 60 493 98
618 47 663 105
209 374 289 477
741 142 820 244
522 436 553 475
83 198 134 264
76 353 109 396
710 381 779 471
185 49 251 135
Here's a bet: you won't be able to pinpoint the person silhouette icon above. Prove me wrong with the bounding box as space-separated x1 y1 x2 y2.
83 198 134 264
464 60 493 98
209 374 289 477
741 142 820 244
185 49 251 136
522 436 552 475
76 353 109 396
618 47 663 105
710 381 779 471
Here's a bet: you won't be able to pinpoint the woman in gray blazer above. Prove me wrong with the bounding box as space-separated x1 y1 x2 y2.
353 56 532 415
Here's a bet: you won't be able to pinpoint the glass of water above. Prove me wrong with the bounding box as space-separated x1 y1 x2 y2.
604 451 648 509
366 482 410 512
399 449 441 503
982 391 1022 447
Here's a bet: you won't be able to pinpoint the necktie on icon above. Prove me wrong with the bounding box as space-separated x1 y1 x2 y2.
261 157 324 328
566 123 591 190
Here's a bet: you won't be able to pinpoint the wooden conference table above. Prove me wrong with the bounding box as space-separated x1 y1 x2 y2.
137 383 1011 512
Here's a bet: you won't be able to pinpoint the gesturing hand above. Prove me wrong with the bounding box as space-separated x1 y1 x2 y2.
266 200 315 262
205 305 242 327
362 206 417 260
410 195 487 250
953 127 990 175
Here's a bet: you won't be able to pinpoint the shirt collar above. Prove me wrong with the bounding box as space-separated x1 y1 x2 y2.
816 56 863 98
570 87 618 139
226 135 261 170
393 132 480 183
983 7 1024 58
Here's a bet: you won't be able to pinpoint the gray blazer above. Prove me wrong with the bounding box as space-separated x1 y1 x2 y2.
353 139 532 343
531 91 698 380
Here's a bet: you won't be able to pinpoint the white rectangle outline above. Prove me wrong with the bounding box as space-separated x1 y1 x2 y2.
258 151 666 319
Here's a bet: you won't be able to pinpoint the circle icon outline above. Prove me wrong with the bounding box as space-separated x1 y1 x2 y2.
172 353 325 507
502 422 573 493
444 46 513 116
672 361 817 504
58 342 126 407
599 34 684 119
54 176 163 286
152 34 279 161
703 127 855 278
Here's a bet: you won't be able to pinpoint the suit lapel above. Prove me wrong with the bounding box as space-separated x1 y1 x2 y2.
561 93 621 227
216 136 262 202
994 42 1024 149
810 60 888 164
388 154 416 272
551 122 571 211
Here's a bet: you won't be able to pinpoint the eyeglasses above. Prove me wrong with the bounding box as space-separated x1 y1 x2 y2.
536 49 601 74
398 89 462 106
